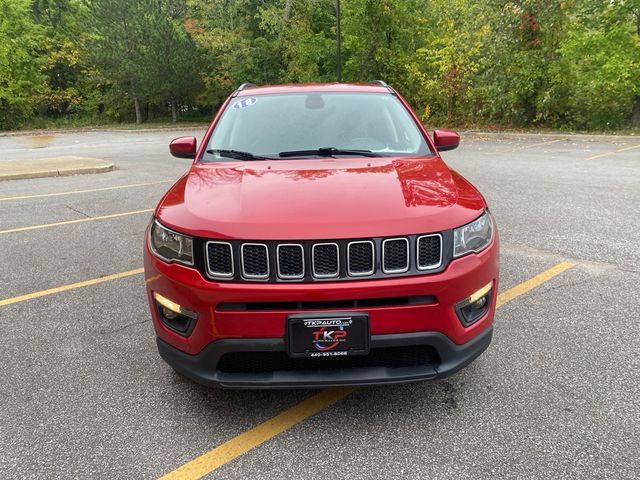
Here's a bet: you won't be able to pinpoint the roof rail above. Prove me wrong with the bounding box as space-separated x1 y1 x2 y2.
232 83 256 96
370 80 395 93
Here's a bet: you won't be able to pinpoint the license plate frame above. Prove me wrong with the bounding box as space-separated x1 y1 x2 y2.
286 312 370 358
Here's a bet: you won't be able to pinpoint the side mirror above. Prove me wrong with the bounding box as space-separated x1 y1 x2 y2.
169 136 197 159
433 129 460 152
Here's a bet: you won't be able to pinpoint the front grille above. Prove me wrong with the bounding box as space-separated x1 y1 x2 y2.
198 231 450 282
382 238 409 273
347 241 375 276
417 234 442 269
206 241 234 278
241 243 269 279
312 243 339 278
277 244 304 279
217 346 439 373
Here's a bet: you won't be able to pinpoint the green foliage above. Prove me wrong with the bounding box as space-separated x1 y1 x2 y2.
141 1 203 121
342 0 427 95
31 1 99 118
83 0 203 123
0 0 46 129
545 25 640 129
1 0 639 130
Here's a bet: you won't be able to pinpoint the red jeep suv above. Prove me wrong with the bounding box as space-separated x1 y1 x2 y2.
144 82 499 388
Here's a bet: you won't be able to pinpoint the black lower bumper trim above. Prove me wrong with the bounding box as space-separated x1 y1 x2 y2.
156 326 493 389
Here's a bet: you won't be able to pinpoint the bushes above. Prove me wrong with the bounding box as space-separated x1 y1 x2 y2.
545 27 640 129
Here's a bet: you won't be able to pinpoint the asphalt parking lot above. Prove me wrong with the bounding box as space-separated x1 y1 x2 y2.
1 129 639 479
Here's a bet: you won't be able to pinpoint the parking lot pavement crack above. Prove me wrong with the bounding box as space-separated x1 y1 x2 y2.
618 268 640 275
515 277 593 302
99 319 149 335
501 243 616 272
64 204 92 219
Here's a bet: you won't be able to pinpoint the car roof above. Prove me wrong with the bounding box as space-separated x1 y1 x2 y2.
235 83 392 96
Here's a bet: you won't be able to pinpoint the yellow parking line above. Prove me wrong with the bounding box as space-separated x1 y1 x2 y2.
158 260 576 480
0 180 171 202
509 138 563 152
159 388 357 480
496 260 574 307
0 268 144 307
587 144 640 160
0 208 153 234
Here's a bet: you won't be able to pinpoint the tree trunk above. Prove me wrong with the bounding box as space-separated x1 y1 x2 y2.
283 0 292 21
170 98 177 124
632 97 640 128
630 13 639 126
130 79 142 124
133 96 142 124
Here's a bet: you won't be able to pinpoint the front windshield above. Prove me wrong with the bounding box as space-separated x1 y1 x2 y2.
203 92 432 161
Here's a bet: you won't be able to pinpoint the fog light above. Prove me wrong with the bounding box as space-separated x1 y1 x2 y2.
153 292 198 336
468 282 492 304
455 282 493 327
153 292 197 319
471 296 487 309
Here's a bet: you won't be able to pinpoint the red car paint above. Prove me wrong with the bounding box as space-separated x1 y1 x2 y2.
144 83 499 388
156 158 486 240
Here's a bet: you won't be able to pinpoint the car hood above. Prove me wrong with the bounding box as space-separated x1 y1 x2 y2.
157 157 486 240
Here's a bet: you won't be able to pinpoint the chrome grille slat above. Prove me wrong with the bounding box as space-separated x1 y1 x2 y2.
205 241 234 278
312 243 339 278
417 234 442 270
277 244 304 279
382 238 409 273
347 240 375 276
241 243 269 279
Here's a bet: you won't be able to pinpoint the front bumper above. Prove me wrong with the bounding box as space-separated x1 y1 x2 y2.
157 326 493 389
145 228 499 388
145 236 499 352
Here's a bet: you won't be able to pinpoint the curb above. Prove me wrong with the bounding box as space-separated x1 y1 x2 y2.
459 130 639 142
0 125 209 137
0 157 115 181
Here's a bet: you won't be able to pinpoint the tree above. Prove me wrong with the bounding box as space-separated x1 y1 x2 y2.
542 0 640 129
85 0 153 123
185 0 285 105
0 0 45 129
144 1 203 123
2 0 640 130
257 0 336 82
31 0 99 119
85 0 204 123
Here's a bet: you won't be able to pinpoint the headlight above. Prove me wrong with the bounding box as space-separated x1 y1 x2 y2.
149 219 193 266
453 211 493 258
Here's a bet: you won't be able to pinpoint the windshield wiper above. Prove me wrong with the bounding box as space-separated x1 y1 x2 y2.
206 149 273 161
278 147 382 158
